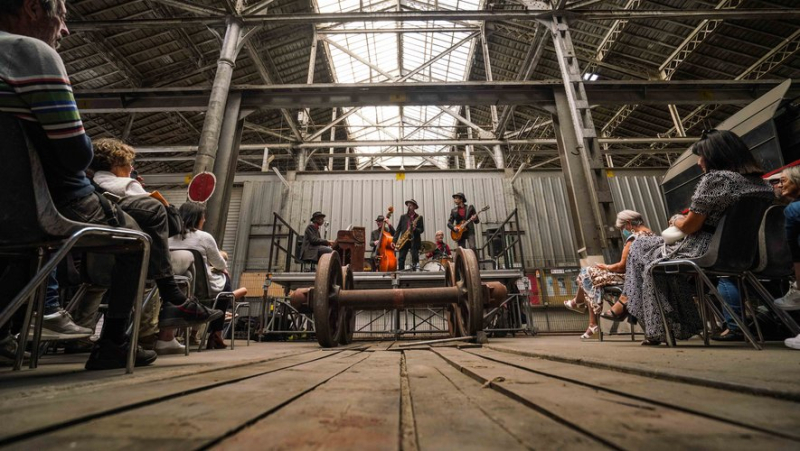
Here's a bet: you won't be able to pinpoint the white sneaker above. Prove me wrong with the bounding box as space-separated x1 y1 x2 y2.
28 310 93 340
155 338 186 355
785 334 800 350
774 287 800 311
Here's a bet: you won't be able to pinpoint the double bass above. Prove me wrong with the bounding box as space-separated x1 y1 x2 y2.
376 206 397 272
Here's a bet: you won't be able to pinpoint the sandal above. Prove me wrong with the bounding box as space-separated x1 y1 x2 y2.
600 301 628 321
564 299 587 314
641 339 661 346
580 325 599 339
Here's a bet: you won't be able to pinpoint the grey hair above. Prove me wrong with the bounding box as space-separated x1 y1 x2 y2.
783 166 800 187
615 210 644 229
0 0 61 18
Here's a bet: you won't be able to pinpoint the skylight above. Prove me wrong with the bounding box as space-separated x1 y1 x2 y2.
315 0 482 168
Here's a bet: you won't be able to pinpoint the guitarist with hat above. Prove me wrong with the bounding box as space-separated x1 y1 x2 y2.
448 193 480 249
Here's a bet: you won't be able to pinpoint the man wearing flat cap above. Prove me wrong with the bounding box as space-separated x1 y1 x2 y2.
300 211 334 263
448 192 479 249
370 214 396 256
394 199 425 271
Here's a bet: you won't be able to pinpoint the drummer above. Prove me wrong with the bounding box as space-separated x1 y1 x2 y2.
425 230 452 260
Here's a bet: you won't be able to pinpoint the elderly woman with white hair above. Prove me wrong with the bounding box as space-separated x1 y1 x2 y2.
564 210 653 339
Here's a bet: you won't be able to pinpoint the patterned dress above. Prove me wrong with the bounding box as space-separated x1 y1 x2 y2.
622 170 773 341
576 230 654 313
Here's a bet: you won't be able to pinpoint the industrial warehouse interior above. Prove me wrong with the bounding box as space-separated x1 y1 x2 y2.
1 0 800 449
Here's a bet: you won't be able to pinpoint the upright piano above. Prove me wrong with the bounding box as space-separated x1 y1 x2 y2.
334 227 366 271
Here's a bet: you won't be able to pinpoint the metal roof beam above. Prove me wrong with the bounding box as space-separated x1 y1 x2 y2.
68 9 800 30
73 80 800 112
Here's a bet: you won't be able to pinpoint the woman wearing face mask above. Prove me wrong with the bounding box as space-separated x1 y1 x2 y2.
564 210 653 339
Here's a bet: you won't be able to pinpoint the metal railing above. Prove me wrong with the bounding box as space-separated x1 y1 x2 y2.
479 208 526 270
266 212 303 273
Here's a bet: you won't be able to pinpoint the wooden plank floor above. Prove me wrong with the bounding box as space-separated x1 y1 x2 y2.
1 336 799 450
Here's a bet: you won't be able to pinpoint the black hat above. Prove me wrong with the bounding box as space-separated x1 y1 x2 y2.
405 199 419 208
375 215 385 222
453 192 467 203
310 211 325 221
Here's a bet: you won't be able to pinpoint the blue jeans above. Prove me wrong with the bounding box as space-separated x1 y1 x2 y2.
785 201 800 262
717 277 741 332
44 269 60 315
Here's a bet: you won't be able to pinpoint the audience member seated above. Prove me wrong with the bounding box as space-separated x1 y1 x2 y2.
169 202 247 349
90 138 224 355
775 167 800 350
564 210 653 339
300 211 334 264
602 130 773 346
0 0 158 370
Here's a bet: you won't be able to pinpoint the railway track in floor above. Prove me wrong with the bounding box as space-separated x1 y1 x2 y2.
1 342 798 450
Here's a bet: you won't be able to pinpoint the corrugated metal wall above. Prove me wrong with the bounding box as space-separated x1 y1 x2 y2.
512 173 579 267
607 172 669 231
229 169 669 278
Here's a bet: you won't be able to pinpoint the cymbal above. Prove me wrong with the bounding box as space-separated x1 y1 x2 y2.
420 241 436 254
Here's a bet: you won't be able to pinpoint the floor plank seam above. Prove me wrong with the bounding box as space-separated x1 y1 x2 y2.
430 349 624 451
0 349 317 403
197 353 373 450
431 360 536 450
399 352 420 451
0 350 343 447
465 349 800 444
484 344 800 402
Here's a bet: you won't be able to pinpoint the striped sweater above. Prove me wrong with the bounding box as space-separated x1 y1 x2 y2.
0 31 93 203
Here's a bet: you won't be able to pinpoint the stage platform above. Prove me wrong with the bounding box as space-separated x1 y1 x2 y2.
270 268 525 291
1 336 798 449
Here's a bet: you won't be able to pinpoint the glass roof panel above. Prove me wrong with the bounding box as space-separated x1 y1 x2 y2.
316 0 481 168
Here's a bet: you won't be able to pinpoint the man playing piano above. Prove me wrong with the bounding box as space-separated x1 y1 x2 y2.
300 211 334 263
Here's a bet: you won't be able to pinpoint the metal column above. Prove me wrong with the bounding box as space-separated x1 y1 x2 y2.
205 91 243 242
549 15 617 262
193 18 243 175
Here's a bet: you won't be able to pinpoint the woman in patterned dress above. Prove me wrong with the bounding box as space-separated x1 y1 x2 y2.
601 130 773 345
564 210 653 339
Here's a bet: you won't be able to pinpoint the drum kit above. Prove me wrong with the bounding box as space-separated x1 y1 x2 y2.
363 240 450 272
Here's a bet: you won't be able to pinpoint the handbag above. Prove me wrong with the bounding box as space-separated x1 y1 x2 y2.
661 226 686 245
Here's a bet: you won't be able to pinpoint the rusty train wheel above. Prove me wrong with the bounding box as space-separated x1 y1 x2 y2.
337 264 356 345
444 260 463 338
313 252 344 348
454 248 483 336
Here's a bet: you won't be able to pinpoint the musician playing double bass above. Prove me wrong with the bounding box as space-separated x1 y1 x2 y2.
448 192 479 249
394 199 424 271
370 214 395 256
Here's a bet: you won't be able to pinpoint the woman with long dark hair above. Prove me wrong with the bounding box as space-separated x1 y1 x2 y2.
602 130 773 345
169 202 247 349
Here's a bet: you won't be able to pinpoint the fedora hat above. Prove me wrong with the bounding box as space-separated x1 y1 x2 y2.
375 215 385 222
405 199 419 208
452 192 467 203
310 211 326 221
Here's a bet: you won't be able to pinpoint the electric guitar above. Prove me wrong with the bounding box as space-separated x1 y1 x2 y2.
450 206 489 241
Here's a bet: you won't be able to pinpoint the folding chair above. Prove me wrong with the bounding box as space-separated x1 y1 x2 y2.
171 248 239 351
742 205 800 338
0 113 151 373
650 197 772 350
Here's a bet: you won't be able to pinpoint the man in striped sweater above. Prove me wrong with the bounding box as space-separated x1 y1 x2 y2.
0 0 219 369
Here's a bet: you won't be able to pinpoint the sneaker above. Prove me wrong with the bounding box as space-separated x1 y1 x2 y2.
785 334 800 350
35 309 93 340
774 287 800 311
159 298 223 328
155 338 186 355
0 334 31 365
85 339 158 370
